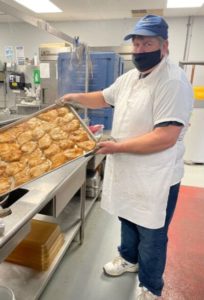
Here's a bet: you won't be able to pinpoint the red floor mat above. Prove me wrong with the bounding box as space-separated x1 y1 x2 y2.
162 185 204 300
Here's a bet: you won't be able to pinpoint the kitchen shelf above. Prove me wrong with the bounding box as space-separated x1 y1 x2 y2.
0 152 106 300
0 196 83 300
0 182 102 300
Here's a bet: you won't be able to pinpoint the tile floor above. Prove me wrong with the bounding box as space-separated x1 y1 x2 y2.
39 163 204 300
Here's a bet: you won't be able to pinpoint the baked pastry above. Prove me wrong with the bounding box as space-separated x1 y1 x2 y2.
6 161 25 176
0 131 15 143
40 120 55 132
0 176 12 195
54 113 75 126
32 127 45 140
44 143 61 158
50 127 68 140
27 148 46 167
38 133 52 149
61 113 75 124
69 129 89 142
0 143 22 161
27 117 42 129
9 123 30 137
21 141 38 154
14 168 31 187
77 140 96 151
64 148 83 161
0 161 7 176
62 119 80 133
57 107 70 116
17 131 33 145
38 110 58 122
50 152 68 169
58 139 74 150
30 160 51 178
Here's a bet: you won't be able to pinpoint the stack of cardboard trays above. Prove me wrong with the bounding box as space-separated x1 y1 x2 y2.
6 219 64 271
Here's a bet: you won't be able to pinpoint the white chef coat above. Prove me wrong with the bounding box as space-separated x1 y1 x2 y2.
101 57 194 229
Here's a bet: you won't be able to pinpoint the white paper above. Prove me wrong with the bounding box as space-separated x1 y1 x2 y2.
40 63 50 79
15 46 24 59
5 46 14 59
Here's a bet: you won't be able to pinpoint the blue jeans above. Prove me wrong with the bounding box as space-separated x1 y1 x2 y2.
118 183 180 296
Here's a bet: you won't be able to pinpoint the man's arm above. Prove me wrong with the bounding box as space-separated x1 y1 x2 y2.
59 91 110 109
97 125 183 155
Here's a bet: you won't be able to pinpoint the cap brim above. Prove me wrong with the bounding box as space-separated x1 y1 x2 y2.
124 29 157 41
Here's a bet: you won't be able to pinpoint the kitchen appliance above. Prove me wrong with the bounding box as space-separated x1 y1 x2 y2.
39 43 71 105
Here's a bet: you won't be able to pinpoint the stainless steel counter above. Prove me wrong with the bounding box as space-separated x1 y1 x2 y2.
0 114 26 127
0 152 107 300
0 156 88 251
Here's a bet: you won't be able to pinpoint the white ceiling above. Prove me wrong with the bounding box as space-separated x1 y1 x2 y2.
1 0 204 23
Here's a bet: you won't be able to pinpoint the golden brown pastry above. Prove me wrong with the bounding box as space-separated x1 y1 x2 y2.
64 148 83 161
76 140 96 151
0 160 7 176
14 167 31 187
63 112 75 122
40 120 55 132
32 127 45 140
27 148 46 167
0 131 15 143
0 143 22 161
0 176 12 195
54 113 75 126
57 107 69 116
38 133 52 149
58 139 74 150
30 160 51 178
50 152 68 169
69 129 89 143
9 123 30 137
27 117 42 129
62 119 80 133
50 127 68 140
21 141 38 154
17 131 33 145
44 143 61 158
38 110 58 122
6 161 25 176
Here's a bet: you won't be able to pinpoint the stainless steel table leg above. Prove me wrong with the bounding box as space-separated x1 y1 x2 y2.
79 182 86 244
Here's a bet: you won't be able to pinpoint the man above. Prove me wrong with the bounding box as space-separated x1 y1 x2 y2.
59 15 193 300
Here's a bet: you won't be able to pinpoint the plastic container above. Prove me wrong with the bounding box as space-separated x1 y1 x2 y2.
0 286 15 300
88 108 114 130
6 220 64 271
193 86 204 100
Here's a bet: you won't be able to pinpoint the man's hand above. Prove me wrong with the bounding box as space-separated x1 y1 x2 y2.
55 97 65 106
56 94 75 106
96 141 119 154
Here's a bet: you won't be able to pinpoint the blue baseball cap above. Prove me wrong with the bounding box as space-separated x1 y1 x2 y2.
124 15 168 40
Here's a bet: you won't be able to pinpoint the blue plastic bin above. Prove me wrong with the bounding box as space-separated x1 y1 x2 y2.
88 107 114 130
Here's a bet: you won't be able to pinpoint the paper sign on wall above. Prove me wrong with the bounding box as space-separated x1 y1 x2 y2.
40 63 50 79
5 46 14 59
15 46 25 65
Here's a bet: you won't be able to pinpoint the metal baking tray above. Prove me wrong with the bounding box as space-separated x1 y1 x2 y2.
0 103 97 197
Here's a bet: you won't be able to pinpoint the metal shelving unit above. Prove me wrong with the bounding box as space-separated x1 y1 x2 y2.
0 154 105 300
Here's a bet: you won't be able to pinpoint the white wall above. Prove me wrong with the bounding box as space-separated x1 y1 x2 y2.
0 16 203 84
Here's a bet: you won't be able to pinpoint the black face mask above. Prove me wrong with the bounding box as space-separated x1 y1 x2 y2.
132 50 162 72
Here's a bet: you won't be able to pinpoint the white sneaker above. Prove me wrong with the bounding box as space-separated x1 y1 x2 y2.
103 256 139 276
136 281 157 300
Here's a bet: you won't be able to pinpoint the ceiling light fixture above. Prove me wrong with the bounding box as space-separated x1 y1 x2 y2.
14 0 62 13
167 0 204 8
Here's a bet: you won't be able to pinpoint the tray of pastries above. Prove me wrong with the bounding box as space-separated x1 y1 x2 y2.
0 104 96 196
